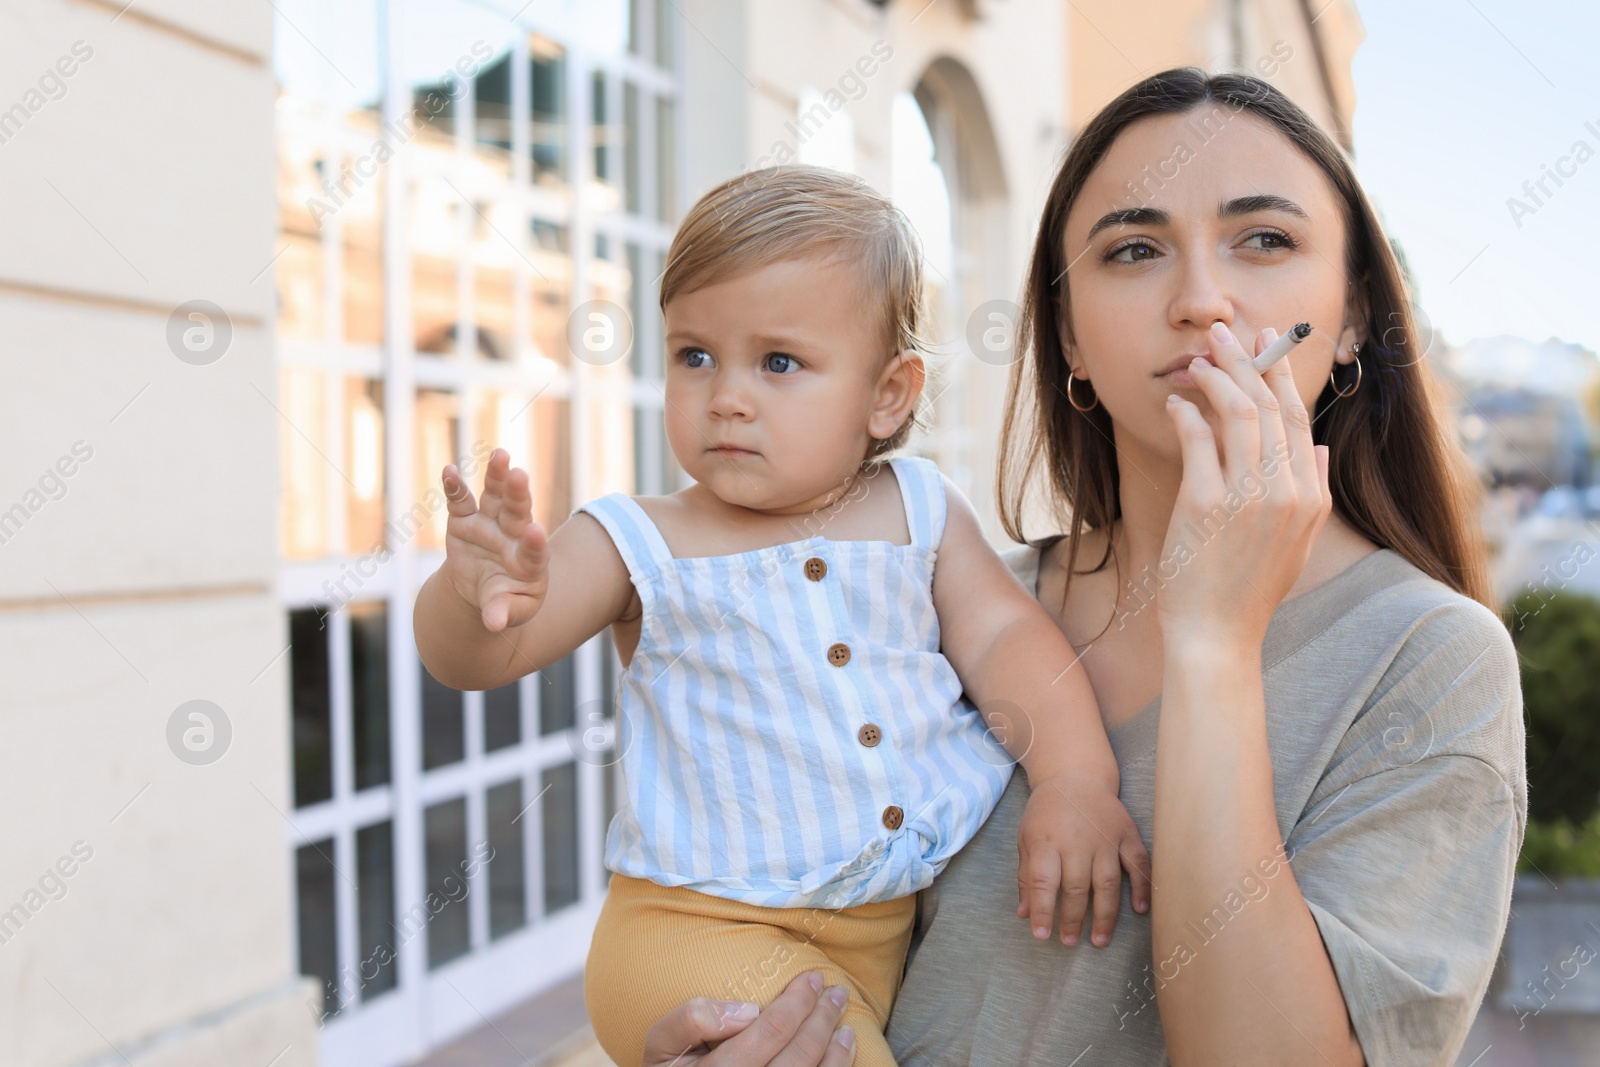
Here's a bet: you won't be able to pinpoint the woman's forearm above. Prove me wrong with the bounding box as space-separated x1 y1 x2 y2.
1151 636 1364 1067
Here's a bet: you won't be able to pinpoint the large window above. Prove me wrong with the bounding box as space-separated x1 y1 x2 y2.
273 1 677 1062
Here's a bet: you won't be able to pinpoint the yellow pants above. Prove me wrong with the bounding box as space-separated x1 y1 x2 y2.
585 872 916 1067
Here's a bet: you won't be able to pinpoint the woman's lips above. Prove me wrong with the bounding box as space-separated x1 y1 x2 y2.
1156 354 1215 389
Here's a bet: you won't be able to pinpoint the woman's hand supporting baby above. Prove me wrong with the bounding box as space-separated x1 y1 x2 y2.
641 971 860 1066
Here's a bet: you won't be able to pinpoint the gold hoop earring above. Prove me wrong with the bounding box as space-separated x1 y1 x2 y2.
1065 366 1099 412
1330 343 1363 398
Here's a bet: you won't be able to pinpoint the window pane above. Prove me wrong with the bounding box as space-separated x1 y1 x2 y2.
539 653 575 736
529 223 571 364
276 148 324 341
342 171 384 346
410 180 461 355
280 368 328 560
349 602 390 791
656 95 676 224
421 663 465 770
626 242 648 378
600 628 621 714
542 762 580 913
531 395 572 531
633 406 666 498
484 681 520 752
423 798 471 968
472 202 517 361
295 838 339 1019
345 376 386 555
623 82 640 214
486 779 527 938
413 388 460 550
473 45 514 175
591 71 609 186
654 0 677 71
356 819 397 998
656 380 680 492
290 607 332 807
602 756 616 887
272 0 381 116
588 397 636 496
529 36 567 189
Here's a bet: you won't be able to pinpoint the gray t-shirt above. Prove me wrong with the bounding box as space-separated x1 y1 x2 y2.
887 543 1527 1067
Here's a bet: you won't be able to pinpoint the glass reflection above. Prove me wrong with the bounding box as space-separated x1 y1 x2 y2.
281 367 328 560
410 180 462 356
529 36 567 188
414 388 459 549
345 376 386 554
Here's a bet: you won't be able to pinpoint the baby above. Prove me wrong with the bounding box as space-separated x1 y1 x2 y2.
413 165 1148 1067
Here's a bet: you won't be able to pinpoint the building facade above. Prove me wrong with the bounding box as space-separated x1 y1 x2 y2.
0 2 1361 1066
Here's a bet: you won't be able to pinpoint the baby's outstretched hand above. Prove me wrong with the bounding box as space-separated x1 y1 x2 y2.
1015 776 1151 947
438 448 550 633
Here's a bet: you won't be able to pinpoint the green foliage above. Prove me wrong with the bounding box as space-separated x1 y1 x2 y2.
1509 588 1600 824
1518 813 1600 879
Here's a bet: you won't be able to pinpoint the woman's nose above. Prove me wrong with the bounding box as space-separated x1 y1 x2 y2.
1168 253 1235 332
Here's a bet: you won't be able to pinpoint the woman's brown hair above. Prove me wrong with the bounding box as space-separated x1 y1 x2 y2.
997 67 1494 613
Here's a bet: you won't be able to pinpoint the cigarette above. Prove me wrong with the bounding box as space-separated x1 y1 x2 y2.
1250 322 1313 373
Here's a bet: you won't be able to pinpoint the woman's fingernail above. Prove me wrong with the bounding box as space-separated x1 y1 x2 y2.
835 1026 857 1051
828 985 849 1009
1211 321 1234 343
1093 933 1109 947
719 1001 760 1024
1033 925 1049 939
807 971 824 992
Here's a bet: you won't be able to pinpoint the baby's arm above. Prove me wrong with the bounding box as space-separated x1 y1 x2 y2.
931 477 1151 947
413 448 635 693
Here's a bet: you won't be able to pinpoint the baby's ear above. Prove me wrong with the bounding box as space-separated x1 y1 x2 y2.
868 349 925 440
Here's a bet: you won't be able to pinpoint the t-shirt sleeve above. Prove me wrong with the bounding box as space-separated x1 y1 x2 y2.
1285 597 1528 1067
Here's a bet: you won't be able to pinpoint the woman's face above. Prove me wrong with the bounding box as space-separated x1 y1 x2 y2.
1061 106 1362 458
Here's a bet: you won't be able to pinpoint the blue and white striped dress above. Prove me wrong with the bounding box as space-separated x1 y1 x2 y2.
573 455 1013 910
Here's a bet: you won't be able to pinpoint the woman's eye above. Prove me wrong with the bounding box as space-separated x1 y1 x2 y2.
764 353 798 374
1106 241 1159 264
682 348 713 368
1243 230 1297 251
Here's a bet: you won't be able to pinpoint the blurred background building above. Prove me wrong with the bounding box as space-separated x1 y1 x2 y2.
11 1 1593 1066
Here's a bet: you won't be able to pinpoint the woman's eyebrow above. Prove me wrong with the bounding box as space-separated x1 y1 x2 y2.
1087 206 1168 239
1218 193 1309 219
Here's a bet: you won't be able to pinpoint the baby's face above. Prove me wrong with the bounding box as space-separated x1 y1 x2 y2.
662 255 895 514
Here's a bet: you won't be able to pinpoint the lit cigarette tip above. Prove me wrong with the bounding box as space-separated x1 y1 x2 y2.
1291 322 1312 340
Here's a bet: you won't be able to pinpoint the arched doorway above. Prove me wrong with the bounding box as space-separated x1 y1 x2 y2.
893 57 1011 521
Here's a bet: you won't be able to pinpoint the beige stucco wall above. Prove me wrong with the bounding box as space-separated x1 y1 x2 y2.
0 1 318 1064
1066 0 1364 147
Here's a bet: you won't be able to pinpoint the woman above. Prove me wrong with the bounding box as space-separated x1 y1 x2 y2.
638 68 1526 1066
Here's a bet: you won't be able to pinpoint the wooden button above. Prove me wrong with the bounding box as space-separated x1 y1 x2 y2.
804 557 827 581
826 642 851 667
857 723 882 747
881 805 904 830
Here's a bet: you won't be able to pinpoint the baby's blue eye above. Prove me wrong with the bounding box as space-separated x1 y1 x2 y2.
683 348 714 368
765 353 798 374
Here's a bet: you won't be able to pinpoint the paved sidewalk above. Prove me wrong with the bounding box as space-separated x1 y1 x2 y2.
413 973 1600 1067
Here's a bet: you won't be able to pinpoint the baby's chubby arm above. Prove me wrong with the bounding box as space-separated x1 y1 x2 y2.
931 477 1151 947
413 448 635 693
